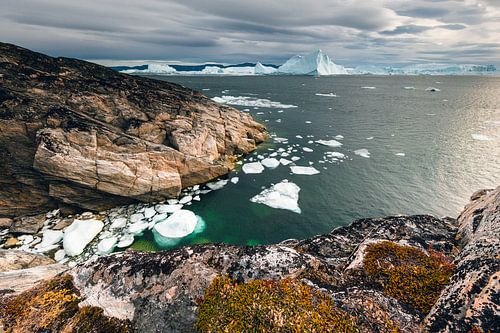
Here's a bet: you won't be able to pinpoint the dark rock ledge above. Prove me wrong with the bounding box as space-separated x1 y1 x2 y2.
1 186 498 332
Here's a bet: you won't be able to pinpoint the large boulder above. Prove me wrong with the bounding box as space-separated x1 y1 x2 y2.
0 43 266 218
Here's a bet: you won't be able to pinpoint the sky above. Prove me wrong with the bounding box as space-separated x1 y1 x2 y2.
1 0 499 66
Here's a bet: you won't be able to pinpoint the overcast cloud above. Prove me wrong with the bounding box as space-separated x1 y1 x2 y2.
1 0 499 66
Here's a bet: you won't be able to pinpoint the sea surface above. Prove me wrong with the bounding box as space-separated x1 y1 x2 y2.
133 75 500 250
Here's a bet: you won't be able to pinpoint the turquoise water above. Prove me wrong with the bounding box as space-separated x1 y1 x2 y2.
133 75 500 251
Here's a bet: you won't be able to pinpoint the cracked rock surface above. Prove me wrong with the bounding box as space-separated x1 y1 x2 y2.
0 43 266 217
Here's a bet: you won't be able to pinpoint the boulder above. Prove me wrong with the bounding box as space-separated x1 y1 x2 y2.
9 214 46 234
0 42 266 218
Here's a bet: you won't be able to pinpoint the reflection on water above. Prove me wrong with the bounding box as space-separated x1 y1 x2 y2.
136 75 500 250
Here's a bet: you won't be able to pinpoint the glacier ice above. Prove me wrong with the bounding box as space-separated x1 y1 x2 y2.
255 62 277 74
278 49 348 76
250 180 301 213
63 219 104 256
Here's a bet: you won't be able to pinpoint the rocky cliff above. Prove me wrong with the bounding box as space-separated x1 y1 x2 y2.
1 187 498 332
0 43 267 218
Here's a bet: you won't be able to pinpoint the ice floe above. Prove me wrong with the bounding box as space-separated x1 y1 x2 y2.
153 210 204 246
315 139 342 148
395 153 406 157
97 236 118 255
211 95 297 108
290 166 320 175
242 161 265 174
206 179 229 190
63 219 104 256
354 149 371 158
361 86 376 89
302 147 314 152
261 158 280 169
250 180 301 213
315 93 337 97
425 87 441 92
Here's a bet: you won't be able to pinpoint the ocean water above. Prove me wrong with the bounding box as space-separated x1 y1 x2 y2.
134 75 500 250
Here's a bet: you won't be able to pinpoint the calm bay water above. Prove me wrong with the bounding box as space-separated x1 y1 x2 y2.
134 75 500 250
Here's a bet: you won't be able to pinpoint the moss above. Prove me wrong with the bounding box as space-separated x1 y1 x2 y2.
196 276 358 332
0 275 130 333
363 241 455 314
130 238 158 252
65 306 131 333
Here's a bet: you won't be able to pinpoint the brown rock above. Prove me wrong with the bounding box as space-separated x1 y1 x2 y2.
0 42 267 218
3 238 21 249
9 214 46 234
0 218 12 228
0 249 55 272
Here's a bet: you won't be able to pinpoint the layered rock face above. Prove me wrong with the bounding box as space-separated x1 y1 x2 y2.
0 43 266 217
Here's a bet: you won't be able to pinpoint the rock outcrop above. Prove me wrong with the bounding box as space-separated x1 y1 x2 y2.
1 187 498 332
0 43 266 218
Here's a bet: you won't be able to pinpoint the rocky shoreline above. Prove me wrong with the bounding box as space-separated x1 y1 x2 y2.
1 187 498 332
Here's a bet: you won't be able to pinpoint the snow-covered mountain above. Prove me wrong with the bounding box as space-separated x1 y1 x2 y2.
277 50 348 75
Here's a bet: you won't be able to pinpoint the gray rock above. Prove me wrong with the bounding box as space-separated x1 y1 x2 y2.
9 214 46 234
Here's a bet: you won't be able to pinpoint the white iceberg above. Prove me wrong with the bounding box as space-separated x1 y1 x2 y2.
290 166 320 175
153 210 204 247
354 149 371 158
315 139 343 148
116 234 134 248
242 162 265 174
261 158 280 169
97 236 118 255
36 229 63 250
250 180 301 213
315 93 337 97
278 49 348 76
63 219 104 256
122 63 176 74
255 62 277 74
211 95 297 108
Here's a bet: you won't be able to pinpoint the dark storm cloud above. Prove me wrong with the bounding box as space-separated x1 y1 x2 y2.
0 0 498 65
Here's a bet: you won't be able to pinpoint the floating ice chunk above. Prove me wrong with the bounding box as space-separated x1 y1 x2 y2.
273 137 288 143
128 222 149 236
154 210 197 238
110 217 127 230
36 230 63 250
303 147 314 152
279 158 292 166
291 156 301 161
425 87 441 92
315 139 342 147
207 179 229 190
315 93 337 97
471 134 493 141
230 177 239 184
361 86 376 89
54 249 66 262
305 121 312 124
167 199 179 205
242 162 265 174
395 153 406 157
155 204 183 214
179 195 193 204
278 50 348 76
290 166 320 175
63 219 104 256
276 119 282 123
144 207 156 219
354 149 371 158
116 234 134 248
325 152 345 159
250 180 301 213
261 158 280 169
97 236 118 255
403 86 415 90
296 135 303 139
129 213 145 224
335 135 344 140
211 95 297 108
366 137 374 140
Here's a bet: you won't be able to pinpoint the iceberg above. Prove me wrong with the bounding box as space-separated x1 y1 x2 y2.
250 180 301 213
255 62 277 74
63 219 104 256
122 63 176 74
278 49 348 76
354 149 371 158
153 210 204 246
97 236 118 255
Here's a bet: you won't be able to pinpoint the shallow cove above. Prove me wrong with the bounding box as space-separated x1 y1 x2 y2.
132 75 500 251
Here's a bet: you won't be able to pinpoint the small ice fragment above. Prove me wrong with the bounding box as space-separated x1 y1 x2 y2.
354 149 371 158
242 162 265 174
290 166 320 175
261 158 280 169
303 147 313 152
315 139 342 148
250 180 301 214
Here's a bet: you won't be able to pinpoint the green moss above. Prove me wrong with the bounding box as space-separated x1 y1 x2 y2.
0 275 130 333
196 276 358 332
130 238 158 252
363 241 455 314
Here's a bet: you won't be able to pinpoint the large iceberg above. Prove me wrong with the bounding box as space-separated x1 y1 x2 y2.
348 63 497 75
255 62 277 75
122 63 176 74
278 49 348 76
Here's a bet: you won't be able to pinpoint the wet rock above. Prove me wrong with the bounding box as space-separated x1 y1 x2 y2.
9 214 46 234
0 42 266 218
0 218 12 229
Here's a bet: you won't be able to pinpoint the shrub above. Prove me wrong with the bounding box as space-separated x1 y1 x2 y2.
196 276 358 332
363 241 454 314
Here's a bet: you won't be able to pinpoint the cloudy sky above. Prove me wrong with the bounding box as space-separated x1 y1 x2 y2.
1 0 499 66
